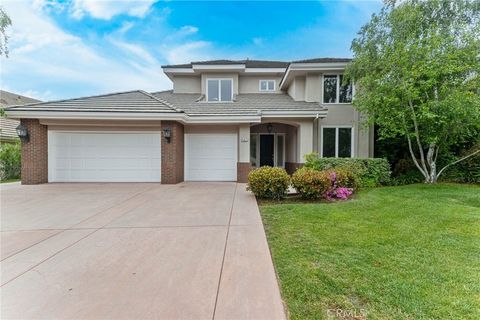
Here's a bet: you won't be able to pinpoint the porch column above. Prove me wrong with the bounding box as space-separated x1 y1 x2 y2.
237 124 252 183
296 120 314 163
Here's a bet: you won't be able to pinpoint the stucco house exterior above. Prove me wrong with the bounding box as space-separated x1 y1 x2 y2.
5 58 373 185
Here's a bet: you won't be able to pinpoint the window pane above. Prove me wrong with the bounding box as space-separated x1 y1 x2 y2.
207 80 219 101
339 75 353 103
322 128 336 157
220 79 232 101
260 81 267 91
338 128 352 157
268 80 275 91
323 75 337 103
276 135 284 167
250 134 257 166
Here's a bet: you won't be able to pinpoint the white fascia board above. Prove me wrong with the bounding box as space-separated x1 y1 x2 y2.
192 64 245 70
244 68 286 73
261 110 328 118
162 68 195 74
5 110 260 124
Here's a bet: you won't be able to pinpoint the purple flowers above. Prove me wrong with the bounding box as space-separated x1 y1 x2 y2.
325 171 353 201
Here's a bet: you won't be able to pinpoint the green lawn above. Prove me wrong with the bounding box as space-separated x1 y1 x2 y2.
260 184 480 320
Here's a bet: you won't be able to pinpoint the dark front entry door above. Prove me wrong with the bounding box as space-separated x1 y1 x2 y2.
260 135 274 166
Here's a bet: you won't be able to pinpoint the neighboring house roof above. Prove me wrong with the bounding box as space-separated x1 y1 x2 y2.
6 90 179 113
162 59 289 69
153 90 325 116
1 90 41 141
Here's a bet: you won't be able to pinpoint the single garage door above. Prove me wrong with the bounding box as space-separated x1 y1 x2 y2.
185 133 237 181
48 131 161 182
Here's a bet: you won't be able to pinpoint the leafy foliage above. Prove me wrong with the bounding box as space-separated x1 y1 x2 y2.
345 0 480 183
0 7 11 57
304 153 391 187
291 167 357 200
0 142 21 180
247 166 290 200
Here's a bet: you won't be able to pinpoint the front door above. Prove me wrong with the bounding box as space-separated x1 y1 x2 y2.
260 135 274 166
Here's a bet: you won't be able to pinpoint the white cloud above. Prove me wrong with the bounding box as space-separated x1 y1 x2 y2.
0 1 170 99
70 0 158 20
162 41 213 64
179 25 198 35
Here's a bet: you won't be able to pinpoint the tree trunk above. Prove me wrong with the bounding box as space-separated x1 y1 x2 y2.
425 143 437 184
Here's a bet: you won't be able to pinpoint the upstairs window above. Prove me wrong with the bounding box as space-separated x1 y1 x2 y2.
323 75 353 103
259 80 276 92
207 79 233 102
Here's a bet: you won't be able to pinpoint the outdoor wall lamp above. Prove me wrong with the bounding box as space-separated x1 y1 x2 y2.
16 124 29 142
267 123 273 133
162 127 172 143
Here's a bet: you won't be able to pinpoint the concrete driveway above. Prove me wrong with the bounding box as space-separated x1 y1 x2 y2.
0 183 286 320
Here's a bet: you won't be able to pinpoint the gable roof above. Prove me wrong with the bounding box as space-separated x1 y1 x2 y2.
6 90 179 113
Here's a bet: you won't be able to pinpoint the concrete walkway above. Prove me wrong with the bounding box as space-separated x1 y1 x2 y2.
0 183 286 320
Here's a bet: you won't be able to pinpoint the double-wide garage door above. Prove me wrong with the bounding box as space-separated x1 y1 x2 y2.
185 134 237 181
48 131 161 182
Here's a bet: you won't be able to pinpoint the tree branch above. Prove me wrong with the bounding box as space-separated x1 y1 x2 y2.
403 118 428 178
437 149 480 178
407 98 429 175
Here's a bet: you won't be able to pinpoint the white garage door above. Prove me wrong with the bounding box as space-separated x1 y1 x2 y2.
48 131 161 182
185 134 237 181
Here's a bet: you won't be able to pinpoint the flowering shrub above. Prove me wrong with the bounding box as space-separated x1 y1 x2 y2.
292 168 356 201
325 171 354 201
247 166 290 200
291 168 331 200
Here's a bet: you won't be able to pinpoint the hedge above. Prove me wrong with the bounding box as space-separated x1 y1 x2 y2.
0 142 21 180
303 153 391 187
247 166 290 200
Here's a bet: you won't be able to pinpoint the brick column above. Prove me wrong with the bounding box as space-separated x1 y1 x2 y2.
161 121 184 184
20 119 48 184
237 162 253 183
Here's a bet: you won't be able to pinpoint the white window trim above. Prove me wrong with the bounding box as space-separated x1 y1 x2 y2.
259 80 276 92
252 133 286 167
322 74 354 104
320 125 354 158
206 78 233 102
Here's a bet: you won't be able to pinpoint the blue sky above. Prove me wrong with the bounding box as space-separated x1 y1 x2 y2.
1 0 382 101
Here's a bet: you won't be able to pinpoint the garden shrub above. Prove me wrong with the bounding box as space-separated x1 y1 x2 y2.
291 167 331 200
247 166 290 200
0 142 21 180
304 153 391 187
291 167 357 200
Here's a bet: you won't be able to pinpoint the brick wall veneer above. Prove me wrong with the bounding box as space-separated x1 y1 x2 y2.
285 162 303 175
237 162 253 183
161 121 184 184
20 119 48 184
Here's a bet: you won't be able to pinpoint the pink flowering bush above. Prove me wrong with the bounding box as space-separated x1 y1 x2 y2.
292 168 357 201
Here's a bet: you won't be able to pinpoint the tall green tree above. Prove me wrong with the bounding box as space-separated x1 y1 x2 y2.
0 6 11 57
346 0 480 183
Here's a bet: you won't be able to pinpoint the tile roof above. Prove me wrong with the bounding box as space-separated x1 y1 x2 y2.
162 59 289 69
6 90 179 113
152 90 325 115
292 58 352 63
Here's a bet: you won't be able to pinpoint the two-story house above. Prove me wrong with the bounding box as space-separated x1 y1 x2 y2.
5 58 374 184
